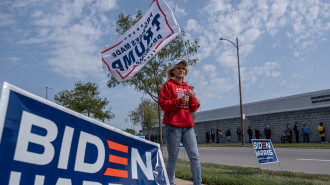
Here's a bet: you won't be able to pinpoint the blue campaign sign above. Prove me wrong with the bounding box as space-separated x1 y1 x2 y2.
0 82 169 185
251 139 279 164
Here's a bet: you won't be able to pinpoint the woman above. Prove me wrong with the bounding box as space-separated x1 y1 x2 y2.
236 127 242 142
159 59 201 185
318 122 326 143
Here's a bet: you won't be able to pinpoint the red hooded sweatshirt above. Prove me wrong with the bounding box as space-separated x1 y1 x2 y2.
159 79 200 128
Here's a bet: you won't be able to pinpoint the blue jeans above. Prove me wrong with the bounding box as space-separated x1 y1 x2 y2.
164 125 202 185
237 134 242 142
303 133 309 143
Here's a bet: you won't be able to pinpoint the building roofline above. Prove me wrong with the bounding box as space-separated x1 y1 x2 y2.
195 88 330 123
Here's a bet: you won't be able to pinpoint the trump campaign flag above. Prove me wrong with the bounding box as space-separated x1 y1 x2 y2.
252 139 279 164
0 82 169 185
101 0 180 81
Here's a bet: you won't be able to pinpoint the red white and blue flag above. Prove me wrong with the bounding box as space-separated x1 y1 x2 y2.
101 0 180 81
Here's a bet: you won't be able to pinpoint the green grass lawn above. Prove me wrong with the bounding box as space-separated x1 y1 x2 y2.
174 159 330 185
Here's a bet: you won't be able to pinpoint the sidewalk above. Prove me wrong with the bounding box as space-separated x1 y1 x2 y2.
175 178 205 185
175 178 194 185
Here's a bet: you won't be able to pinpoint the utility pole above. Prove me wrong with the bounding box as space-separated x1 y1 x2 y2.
46 86 52 100
219 37 245 145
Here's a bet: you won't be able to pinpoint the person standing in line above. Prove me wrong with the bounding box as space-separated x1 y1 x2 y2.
236 127 242 143
216 129 220 143
293 122 299 143
301 123 310 143
159 59 201 185
206 131 210 143
247 126 253 143
218 129 223 144
318 122 326 143
226 129 231 143
151 134 155 142
264 125 271 139
211 129 216 143
286 123 292 143
255 128 260 139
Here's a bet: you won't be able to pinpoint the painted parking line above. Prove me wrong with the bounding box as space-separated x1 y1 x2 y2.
297 158 330 162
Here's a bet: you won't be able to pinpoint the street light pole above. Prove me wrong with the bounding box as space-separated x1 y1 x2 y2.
219 37 245 145
46 86 52 100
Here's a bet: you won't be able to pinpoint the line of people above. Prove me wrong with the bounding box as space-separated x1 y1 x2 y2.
144 134 162 143
282 122 327 143
205 129 220 143
205 127 245 143
246 126 271 143
205 122 327 144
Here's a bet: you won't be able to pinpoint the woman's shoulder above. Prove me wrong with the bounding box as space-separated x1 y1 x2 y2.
164 79 179 86
161 80 177 92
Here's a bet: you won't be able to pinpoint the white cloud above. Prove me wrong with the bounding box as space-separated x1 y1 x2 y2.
191 70 201 79
197 31 218 60
240 44 255 58
0 12 15 26
217 50 237 68
94 0 117 12
203 64 216 73
47 48 101 79
9 0 51 8
174 3 187 17
257 62 281 78
290 72 301 80
270 0 289 18
167 1 187 18
202 64 217 78
189 70 208 87
194 75 234 101
242 29 261 43
8 56 21 62
185 19 201 33
8 0 117 79
241 62 281 87
188 63 234 103
31 10 43 18
306 6 319 26
287 0 330 49
204 0 232 14
6 57 24 67
17 38 45 44
198 0 330 93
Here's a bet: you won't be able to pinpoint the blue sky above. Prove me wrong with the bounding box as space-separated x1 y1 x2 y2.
1 0 330 132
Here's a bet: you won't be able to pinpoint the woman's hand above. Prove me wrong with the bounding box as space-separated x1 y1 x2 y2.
187 89 194 98
181 95 189 104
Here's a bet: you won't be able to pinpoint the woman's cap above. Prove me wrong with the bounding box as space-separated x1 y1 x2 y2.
171 59 187 67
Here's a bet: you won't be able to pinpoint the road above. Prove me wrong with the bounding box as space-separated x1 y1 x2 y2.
162 146 330 175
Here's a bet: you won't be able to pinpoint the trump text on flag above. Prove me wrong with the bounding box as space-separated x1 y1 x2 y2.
101 0 180 81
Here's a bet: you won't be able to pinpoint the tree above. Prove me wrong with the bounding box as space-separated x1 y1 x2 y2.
107 11 199 146
55 81 115 122
123 128 136 135
129 99 159 139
